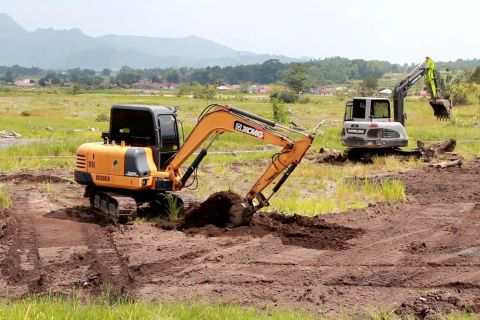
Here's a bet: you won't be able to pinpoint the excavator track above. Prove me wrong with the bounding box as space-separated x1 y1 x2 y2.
87 188 137 224
167 191 198 212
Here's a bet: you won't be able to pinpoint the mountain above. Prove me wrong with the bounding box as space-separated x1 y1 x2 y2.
0 13 300 69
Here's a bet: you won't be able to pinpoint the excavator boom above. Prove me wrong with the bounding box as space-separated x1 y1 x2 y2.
75 103 313 226
166 104 313 214
393 57 451 125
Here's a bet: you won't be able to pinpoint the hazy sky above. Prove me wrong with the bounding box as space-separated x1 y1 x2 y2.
1 0 479 63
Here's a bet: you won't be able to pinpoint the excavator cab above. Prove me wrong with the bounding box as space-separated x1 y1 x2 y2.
105 105 180 169
342 97 408 150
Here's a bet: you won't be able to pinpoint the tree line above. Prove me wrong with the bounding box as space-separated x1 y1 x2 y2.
1 58 479 89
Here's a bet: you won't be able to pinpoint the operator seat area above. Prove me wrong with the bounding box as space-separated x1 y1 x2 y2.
108 105 180 170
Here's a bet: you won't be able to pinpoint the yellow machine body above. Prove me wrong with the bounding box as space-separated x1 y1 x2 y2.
75 142 158 191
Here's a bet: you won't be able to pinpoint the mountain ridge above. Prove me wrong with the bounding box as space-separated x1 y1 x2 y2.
0 13 301 69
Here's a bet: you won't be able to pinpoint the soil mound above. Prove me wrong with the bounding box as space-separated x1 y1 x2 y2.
181 191 244 228
395 293 480 319
305 148 347 164
183 212 362 250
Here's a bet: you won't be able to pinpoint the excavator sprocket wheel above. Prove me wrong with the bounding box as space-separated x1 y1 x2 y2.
89 188 136 224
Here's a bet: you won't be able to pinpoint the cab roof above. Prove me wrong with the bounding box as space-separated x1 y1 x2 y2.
112 104 176 116
352 97 389 101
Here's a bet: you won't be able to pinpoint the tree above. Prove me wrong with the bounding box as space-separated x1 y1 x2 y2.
469 65 480 84
115 66 141 85
4 71 14 83
166 70 180 83
150 74 161 83
272 98 288 123
362 76 378 90
284 63 308 93
102 68 112 76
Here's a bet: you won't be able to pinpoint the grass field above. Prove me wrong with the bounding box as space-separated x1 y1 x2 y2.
0 87 479 214
1 87 479 318
0 295 477 320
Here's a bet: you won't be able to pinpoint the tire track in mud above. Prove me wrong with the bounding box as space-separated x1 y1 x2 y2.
0 174 132 298
0 195 43 296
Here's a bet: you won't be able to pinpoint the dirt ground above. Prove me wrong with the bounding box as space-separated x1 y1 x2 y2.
0 161 480 318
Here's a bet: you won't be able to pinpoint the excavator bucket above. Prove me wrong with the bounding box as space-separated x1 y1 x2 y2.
430 99 452 120
182 191 254 228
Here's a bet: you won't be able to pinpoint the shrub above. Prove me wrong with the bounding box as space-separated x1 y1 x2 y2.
298 95 311 104
270 90 298 103
177 85 190 97
272 98 288 124
449 83 470 105
192 84 216 99
96 113 109 122
71 83 85 95
20 111 32 117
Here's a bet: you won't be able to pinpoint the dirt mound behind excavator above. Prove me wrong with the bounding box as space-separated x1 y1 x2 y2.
183 211 362 250
165 191 363 250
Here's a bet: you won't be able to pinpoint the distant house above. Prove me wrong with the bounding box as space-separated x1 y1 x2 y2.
310 86 335 96
378 88 392 95
418 89 429 97
216 84 232 90
249 84 271 93
132 81 179 90
14 79 36 86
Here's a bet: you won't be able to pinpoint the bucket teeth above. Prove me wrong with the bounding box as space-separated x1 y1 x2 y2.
228 201 254 227
430 99 452 120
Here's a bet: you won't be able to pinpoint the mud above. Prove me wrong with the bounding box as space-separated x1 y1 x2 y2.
181 191 244 228
183 212 362 250
0 161 480 318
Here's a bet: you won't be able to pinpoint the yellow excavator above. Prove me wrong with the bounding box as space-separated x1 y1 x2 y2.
74 104 313 226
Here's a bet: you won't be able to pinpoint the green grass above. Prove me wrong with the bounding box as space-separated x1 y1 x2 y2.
0 295 478 320
0 296 315 320
0 89 479 214
0 184 10 209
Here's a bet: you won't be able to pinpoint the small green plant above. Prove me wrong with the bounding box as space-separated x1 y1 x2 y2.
381 179 405 201
272 98 288 124
0 184 10 209
96 113 109 122
165 193 183 222
270 90 298 103
298 95 311 104
71 83 85 95
46 86 58 94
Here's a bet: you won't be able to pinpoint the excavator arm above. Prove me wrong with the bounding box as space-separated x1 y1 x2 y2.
393 57 451 125
165 104 313 213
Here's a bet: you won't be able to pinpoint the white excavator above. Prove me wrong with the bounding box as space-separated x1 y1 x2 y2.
341 57 452 160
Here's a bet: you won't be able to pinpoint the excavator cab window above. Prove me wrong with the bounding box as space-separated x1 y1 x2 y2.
110 109 155 146
157 114 180 168
158 115 179 152
370 100 390 119
352 99 367 119
344 101 354 121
